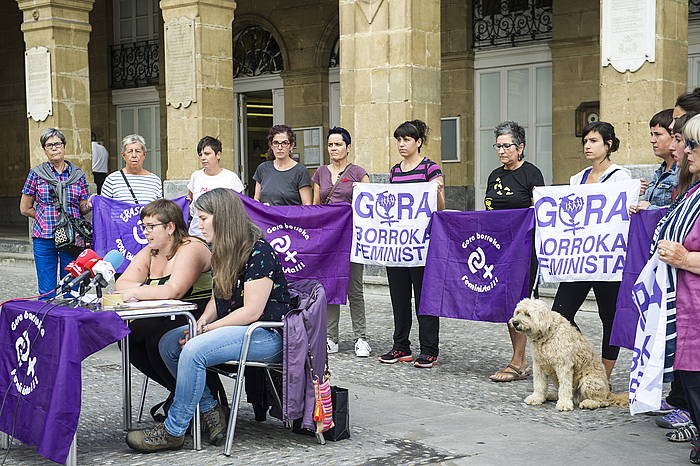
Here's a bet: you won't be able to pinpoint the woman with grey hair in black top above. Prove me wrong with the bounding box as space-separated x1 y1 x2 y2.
485 120 545 382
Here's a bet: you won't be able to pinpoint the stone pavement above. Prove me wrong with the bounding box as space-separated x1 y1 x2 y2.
0 262 690 465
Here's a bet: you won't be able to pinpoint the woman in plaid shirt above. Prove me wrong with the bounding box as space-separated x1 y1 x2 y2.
20 128 90 298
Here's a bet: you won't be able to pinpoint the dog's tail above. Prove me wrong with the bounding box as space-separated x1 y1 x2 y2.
607 391 629 407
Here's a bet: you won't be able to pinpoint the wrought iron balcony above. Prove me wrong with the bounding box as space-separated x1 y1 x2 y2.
472 0 552 50
111 40 160 89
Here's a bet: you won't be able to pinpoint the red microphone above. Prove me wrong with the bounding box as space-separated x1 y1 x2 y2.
59 249 101 290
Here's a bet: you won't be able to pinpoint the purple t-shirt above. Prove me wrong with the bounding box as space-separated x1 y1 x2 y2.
312 164 368 204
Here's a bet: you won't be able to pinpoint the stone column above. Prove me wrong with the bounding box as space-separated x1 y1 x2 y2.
600 0 687 167
550 0 600 184
160 0 236 183
339 0 441 175
17 0 95 175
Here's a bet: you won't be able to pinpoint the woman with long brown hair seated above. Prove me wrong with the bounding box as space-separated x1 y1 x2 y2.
115 199 215 418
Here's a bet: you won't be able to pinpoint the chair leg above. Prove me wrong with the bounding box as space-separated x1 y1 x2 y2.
223 369 246 456
137 374 149 423
265 369 283 413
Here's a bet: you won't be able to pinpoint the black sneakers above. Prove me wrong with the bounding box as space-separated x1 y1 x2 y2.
413 354 438 368
378 349 413 364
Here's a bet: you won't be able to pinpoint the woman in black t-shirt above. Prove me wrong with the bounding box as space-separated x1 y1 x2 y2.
485 121 544 383
126 188 291 453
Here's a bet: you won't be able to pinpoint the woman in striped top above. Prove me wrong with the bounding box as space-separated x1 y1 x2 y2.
378 120 445 369
97 134 163 205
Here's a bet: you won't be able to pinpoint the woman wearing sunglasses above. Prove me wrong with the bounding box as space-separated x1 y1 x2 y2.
253 124 312 206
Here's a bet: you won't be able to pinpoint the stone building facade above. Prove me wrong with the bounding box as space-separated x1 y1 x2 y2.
0 0 697 227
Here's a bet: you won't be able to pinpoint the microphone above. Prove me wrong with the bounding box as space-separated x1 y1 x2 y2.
63 257 100 291
85 250 124 289
58 249 99 289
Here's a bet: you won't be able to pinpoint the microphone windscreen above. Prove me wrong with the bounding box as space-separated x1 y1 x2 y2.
103 250 125 269
75 249 99 267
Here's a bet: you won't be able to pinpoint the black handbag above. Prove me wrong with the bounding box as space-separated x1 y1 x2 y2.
323 386 350 441
51 187 93 256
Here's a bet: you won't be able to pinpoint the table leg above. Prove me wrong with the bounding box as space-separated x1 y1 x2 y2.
0 432 8 449
64 434 77 466
121 334 132 431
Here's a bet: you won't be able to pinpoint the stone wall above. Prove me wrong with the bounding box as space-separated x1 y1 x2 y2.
550 0 600 184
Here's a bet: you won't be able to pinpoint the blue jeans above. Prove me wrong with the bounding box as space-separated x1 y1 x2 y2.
32 238 76 299
159 324 283 437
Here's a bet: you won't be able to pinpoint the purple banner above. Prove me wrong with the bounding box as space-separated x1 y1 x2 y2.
610 209 667 350
238 194 352 305
419 208 534 323
0 301 129 464
92 195 190 273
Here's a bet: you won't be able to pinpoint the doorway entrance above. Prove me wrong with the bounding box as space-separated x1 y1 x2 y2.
238 90 273 196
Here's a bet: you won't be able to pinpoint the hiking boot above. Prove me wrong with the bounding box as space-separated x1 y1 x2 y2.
413 354 438 368
202 403 227 446
355 338 371 357
126 423 184 453
378 349 412 364
656 409 693 429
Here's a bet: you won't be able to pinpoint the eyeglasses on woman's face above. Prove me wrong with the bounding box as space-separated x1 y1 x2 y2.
270 140 291 147
139 222 166 233
44 142 64 150
492 143 517 152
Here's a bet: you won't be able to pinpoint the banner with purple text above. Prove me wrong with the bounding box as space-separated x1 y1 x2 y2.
0 301 129 464
238 194 352 305
533 180 640 282
628 255 667 415
610 208 667 350
92 196 190 273
351 182 437 267
419 208 534 322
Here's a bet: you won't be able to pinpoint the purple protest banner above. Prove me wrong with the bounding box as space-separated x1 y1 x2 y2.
238 194 352 305
419 208 534 323
0 301 129 464
610 208 667 350
92 195 190 273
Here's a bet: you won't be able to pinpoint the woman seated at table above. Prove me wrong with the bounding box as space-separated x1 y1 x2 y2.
115 199 214 415
126 188 291 452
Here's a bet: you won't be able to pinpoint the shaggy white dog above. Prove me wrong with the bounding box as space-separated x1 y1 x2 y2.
509 298 628 411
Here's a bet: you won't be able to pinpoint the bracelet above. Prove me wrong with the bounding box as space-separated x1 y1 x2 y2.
202 324 208 333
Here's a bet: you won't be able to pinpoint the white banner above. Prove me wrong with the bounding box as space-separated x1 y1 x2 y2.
533 179 640 282
629 254 668 415
351 182 437 267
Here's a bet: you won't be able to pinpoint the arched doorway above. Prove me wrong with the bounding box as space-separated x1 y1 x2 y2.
233 24 285 194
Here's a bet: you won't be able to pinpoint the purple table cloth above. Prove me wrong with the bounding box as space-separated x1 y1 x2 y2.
0 300 129 464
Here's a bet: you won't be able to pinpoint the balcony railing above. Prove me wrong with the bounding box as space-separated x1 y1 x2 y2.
111 40 159 89
472 0 553 50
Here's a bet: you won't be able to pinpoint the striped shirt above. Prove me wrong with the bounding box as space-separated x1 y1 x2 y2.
101 170 163 204
21 162 89 239
389 157 443 184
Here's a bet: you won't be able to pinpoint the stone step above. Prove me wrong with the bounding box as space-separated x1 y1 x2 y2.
0 251 34 268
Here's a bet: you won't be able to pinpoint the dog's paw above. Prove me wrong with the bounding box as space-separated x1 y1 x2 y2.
555 399 574 411
579 399 604 410
524 394 546 405
545 392 558 401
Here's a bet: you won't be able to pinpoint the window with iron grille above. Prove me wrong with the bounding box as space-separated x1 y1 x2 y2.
233 26 284 78
472 0 553 50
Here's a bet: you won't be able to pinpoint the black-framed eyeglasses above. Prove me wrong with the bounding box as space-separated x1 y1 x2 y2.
44 142 64 150
493 143 517 151
271 140 291 147
686 139 699 150
139 222 167 233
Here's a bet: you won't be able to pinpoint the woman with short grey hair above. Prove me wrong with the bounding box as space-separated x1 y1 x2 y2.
20 128 90 298
485 120 545 382
98 133 162 204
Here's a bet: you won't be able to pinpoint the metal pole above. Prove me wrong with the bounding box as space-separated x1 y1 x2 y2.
121 333 132 431
0 432 9 449
187 315 201 451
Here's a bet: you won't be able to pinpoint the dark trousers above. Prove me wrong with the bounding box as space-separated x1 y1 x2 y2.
93 171 107 195
668 373 689 411
678 371 700 427
552 281 621 361
386 266 439 357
